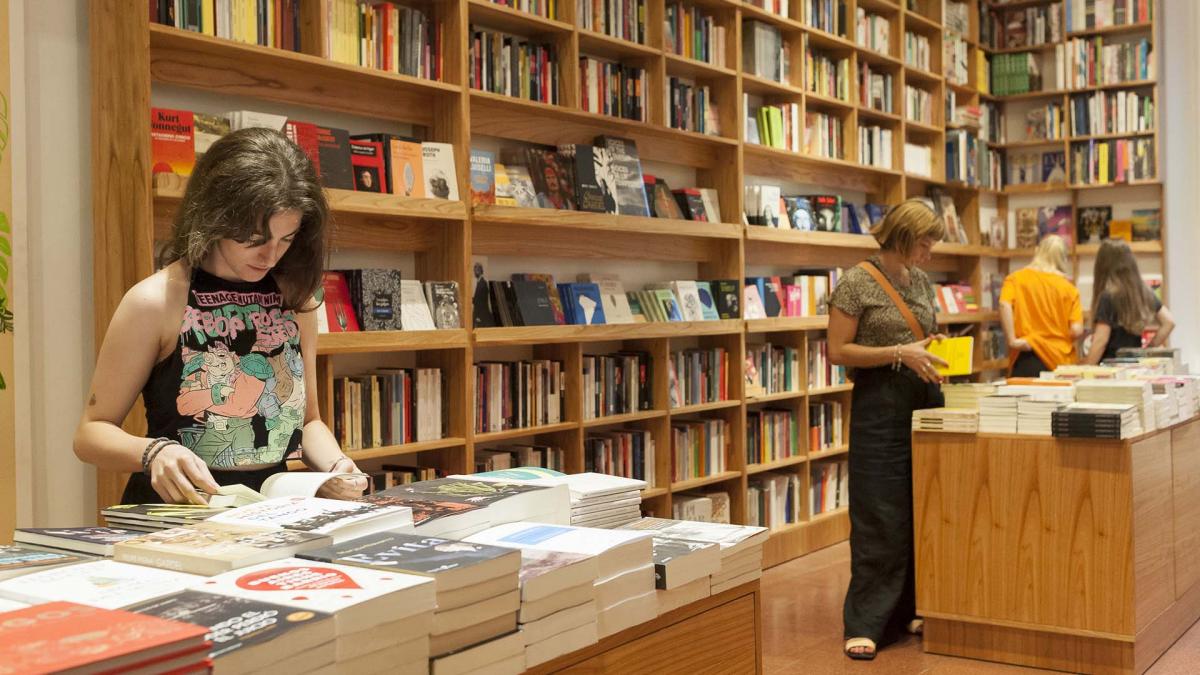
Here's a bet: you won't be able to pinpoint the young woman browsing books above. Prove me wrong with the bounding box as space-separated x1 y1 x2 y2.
999 235 1084 377
74 128 367 505
1083 239 1175 364
826 199 948 660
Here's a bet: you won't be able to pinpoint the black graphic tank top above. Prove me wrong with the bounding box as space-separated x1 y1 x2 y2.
143 268 305 468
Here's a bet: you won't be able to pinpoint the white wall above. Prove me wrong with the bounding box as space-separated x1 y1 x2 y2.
12 1 1200 526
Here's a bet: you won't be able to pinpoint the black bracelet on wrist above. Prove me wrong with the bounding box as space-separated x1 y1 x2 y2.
141 437 171 475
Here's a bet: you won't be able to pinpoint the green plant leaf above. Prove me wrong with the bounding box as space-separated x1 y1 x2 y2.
0 212 8 234
0 257 7 284
0 237 10 256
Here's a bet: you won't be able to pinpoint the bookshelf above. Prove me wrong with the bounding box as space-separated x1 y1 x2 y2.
92 0 1142 568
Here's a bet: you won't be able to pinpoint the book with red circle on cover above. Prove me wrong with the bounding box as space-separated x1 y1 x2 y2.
0 601 209 675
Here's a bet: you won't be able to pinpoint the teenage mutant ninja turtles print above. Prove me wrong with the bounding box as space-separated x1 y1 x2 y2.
143 268 305 468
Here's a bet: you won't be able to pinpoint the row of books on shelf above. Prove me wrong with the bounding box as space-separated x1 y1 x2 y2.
329 0 444 81
1015 204 1161 248
673 492 731 524
746 344 802 398
666 3 727 65
474 359 565 434
475 273 739 328
745 100 799 152
669 348 730 409
860 63 894 113
745 189 883 233
152 0 303 51
1065 0 1153 32
742 272 842 321
934 283 978 316
366 465 443 493
810 459 848 517
945 130 1003 189
319 270 461 333
672 419 728 481
855 8 890 55
748 458 847 529
579 58 647 122
808 340 847 390
906 84 934 125
1008 148 1067 187
747 409 798 465
668 78 721 135
743 20 790 83
583 352 653 420
470 27 559 104
944 33 969 87
1070 89 1154 136
487 0 559 19
579 0 647 43
807 43 851 100
476 445 568 473
1026 102 1067 140
810 400 843 451
980 1 1063 51
859 124 894 169
332 368 444 451
905 30 931 71
1070 136 1156 185
585 430 654 483
990 37 1152 95
904 142 934 178
0 472 768 672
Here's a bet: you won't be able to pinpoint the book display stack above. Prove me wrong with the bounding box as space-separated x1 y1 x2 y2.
511 548 599 669
649 537 720 613
1051 402 1142 439
911 407 980 433
978 392 1023 434
622 518 767 594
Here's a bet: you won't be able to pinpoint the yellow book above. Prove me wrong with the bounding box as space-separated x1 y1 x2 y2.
201 0 215 36
927 336 974 377
1098 142 1110 184
1109 219 1134 241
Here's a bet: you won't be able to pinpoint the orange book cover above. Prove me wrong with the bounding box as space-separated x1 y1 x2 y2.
389 140 425 197
150 108 195 176
0 601 208 673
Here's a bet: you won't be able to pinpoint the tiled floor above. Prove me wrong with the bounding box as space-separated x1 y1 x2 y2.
761 541 1200 674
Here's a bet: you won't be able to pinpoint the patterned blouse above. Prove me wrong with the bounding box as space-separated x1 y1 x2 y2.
828 255 938 347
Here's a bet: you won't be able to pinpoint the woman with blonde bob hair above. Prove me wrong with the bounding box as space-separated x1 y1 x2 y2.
999 234 1083 377
1083 239 1174 363
827 199 949 660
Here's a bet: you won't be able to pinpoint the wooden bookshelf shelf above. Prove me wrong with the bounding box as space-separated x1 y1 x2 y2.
857 0 902 14
741 74 804 97
745 226 878 251
465 0 574 35
945 80 976 95
1004 182 1070 194
981 88 1066 103
805 90 856 112
1071 79 1156 93
1067 22 1154 39
1068 131 1155 142
904 11 942 33
577 30 661 61
148 24 460 127
810 506 850 522
472 205 741 239
670 399 743 416
1075 240 1162 255
745 316 830 332
937 310 999 324
474 320 742 346
809 445 849 461
905 118 943 136
738 4 805 32
473 421 579 443
670 470 743 492
808 384 853 396
856 47 903 69
932 242 1003 257
743 144 898 193
747 455 807 475
640 487 669 499
664 53 737 79
317 330 469 355
582 410 668 429
285 437 469 470
805 28 857 53
989 138 1065 149
1069 179 1161 191
985 42 1057 56
745 390 805 405
858 107 902 124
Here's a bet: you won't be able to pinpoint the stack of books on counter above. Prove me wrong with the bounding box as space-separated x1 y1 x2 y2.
204 495 416 544
102 503 233 531
13 525 142 556
296 531 522 675
0 544 88 580
1152 376 1200 419
509 548 598 669
1052 403 1142 439
1153 390 1181 428
112 521 333 575
361 477 571 539
198 557 435 674
978 393 1025 433
621 518 768 594
650 537 720 613
0 602 212 675
912 407 979 433
129 590 338 675
941 382 998 410
467 522 657 639
1118 347 1183 372
0 559 203 609
1074 380 1156 432
458 468 646 528
1016 398 1066 436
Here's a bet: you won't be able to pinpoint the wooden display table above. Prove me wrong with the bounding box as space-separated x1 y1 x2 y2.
912 419 1200 674
524 581 761 674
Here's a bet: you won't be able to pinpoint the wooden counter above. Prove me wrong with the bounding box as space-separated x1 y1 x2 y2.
525 580 762 674
912 418 1200 674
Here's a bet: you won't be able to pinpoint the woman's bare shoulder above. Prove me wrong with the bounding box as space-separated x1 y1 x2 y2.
118 262 190 317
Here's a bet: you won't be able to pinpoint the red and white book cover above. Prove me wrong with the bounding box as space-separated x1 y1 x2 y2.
319 271 361 333
0 601 209 674
193 558 435 635
0 559 204 610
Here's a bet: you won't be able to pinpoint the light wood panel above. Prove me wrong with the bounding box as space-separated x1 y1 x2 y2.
1172 421 1200 596
924 618 1134 675
1131 431 1175 632
0 0 12 543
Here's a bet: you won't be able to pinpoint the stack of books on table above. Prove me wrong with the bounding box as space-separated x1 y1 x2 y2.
911 407 979 433
102 503 233 532
112 521 332 575
650 537 720 613
467 522 656 640
941 382 998 410
620 518 768 594
360 477 571 539
297 531 522 675
130 590 337 675
978 393 1025 433
512 549 599 668
0 543 88 580
0 602 212 674
460 469 646 528
1153 376 1200 419
1052 403 1143 439
205 496 416 544
1153 391 1181 428
1016 398 1066 436
13 525 142 556
199 557 435 674
0 559 203 609
1118 347 1183 372
1074 380 1156 432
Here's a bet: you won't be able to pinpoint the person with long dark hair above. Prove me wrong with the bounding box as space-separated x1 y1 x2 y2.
1084 239 1175 363
74 128 367 505
827 199 949 660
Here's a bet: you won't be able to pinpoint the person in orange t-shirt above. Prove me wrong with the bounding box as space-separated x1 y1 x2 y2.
999 235 1084 377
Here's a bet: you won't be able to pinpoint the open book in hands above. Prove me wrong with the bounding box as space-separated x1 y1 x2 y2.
208 471 370 508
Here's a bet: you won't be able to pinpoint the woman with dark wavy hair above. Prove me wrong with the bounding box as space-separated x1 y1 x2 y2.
75 127 367 504
1083 238 1175 363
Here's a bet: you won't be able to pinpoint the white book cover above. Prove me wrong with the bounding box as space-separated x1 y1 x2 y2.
206 496 413 544
421 142 460 200
466 522 651 580
225 110 288 132
578 274 635 324
194 557 435 634
400 279 437 330
671 281 705 322
620 518 768 557
0 560 203 610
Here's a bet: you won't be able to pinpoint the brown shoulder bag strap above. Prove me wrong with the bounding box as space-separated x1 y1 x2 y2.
856 261 926 341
